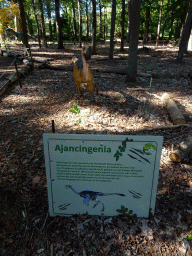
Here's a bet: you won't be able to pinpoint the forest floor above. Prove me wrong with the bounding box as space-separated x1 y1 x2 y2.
0 41 192 256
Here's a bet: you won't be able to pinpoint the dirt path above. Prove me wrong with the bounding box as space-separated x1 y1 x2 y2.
0 42 192 256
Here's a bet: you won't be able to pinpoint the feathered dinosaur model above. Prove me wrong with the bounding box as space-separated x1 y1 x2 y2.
72 46 98 104
5 28 37 42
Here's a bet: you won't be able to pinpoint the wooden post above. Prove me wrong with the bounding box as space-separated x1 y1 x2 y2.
52 120 55 133
14 60 22 88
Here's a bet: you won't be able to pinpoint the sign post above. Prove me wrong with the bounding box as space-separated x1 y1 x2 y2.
43 134 163 217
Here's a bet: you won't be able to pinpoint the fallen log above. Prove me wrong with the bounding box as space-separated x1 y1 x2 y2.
32 57 54 63
169 135 192 162
37 63 152 78
37 62 73 71
161 93 186 125
0 61 33 96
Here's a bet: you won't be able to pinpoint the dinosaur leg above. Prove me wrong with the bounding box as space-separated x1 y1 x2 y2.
73 67 83 95
87 80 95 104
93 200 105 212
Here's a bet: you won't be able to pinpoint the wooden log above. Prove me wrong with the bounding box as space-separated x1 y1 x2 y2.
14 60 22 88
37 62 73 71
161 93 186 124
0 61 33 96
169 135 192 162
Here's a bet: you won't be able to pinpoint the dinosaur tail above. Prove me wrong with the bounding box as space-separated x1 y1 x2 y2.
100 193 125 197
116 193 125 196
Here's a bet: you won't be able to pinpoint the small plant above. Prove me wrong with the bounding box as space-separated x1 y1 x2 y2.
187 235 192 241
13 135 19 146
5 42 11 52
69 103 81 114
69 103 89 123
85 242 93 252
116 205 137 218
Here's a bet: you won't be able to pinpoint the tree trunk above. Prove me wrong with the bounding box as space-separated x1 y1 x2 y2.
31 0 41 48
183 21 192 53
104 6 107 42
38 0 47 48
156 0 163 46
177 0 192 63
126 0 131 43
72 0 77 41
168 7 174 40
99 0 102 39
86 0 89 40
55 0 64 49
120 0 125 51
46 0 53 40
17 0 29 50
25 12 33 36
109 0 116 59
143 5 150 45
91 0 97 55
178 2 189 39
77 0 81 47
126 0 141 82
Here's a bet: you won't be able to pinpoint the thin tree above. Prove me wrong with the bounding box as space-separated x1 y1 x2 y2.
72 0 77 41
178 0 192 63
38 0 47 47
46 0 53 40
103 5 107 43
17 0 30 51
109 0 116 59
156 0 163 46
31 0 41 48
99 0 103 39
91 0 96 54
86 0 89 40
77 0 81 47
55 0 64 49
126 0 141 82
120 0 125 51
143 3 150 45
126 0 131 43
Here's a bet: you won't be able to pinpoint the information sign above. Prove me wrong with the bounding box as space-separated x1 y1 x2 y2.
43 134 163 217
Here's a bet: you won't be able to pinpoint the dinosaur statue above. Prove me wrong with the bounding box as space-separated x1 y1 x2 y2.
5 28 36 42
61 185 141 212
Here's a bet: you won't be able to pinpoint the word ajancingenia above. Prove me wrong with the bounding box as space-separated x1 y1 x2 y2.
55 145 111 154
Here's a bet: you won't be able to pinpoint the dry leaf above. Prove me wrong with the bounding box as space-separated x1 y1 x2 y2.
33 175 40 184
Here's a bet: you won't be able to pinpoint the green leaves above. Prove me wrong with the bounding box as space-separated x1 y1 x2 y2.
69 103 81 114
116 205 137 218
116 205 128 214
69 103 89 123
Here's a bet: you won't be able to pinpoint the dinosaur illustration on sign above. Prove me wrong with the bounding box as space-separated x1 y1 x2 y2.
58 185 141 212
